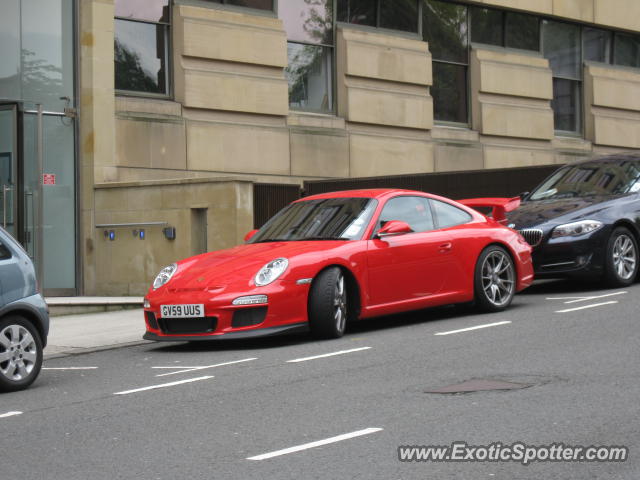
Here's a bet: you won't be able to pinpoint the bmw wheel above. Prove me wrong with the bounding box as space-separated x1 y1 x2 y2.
475 246 516 312
0 316 43 392
309 267 347 339
604 227 638 287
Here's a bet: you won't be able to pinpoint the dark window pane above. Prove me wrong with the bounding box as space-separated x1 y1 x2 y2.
432 62 467 123
286 43 333 113
423 0 468 63
584 28 612 63
115 20 168 94
336 0 376 27
542 20 581 79
226 0 273 10
0 241 10 260
552 78 581 133
505 12 539 51
470 6 502 47
380 0 419 33
431 200 472 228
378 196 434 233
615 33 640 68
279 0 333 45
114 0 170 22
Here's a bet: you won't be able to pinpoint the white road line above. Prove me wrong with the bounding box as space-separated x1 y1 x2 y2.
0 411 23 419
555 301 618 313
42 367 99 370
434 321 512 336
152 358 257 377
286 347 372 363
114 376 213 396
247 427 383 461
547 291 627 304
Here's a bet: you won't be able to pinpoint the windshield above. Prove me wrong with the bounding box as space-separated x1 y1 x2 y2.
529 160 640 200
251 198 378 243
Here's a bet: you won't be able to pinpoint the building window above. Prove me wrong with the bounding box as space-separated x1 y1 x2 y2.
614 33 640 68
543 20 582 134
207 0 274 10
470 7 539 51
337 0 419 34
114 0 170 96
280 0 334 113
423 0 469 124
584 27 613 63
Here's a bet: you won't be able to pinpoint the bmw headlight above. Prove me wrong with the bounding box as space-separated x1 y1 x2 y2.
255 258 288 286
551 220 603 238
153 263 177 290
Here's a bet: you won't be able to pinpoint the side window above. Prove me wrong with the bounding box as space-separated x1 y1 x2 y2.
377 196 435 233
0 241 11 260
432 200 472 229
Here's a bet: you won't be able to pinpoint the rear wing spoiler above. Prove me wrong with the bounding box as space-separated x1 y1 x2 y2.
458 197 521 225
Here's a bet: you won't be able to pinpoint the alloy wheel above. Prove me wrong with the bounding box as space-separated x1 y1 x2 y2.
0 324 38 382
612 234 637 281
333 274 347 333
481 250 515 307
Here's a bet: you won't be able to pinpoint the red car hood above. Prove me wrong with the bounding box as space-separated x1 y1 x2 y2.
169 241 346 290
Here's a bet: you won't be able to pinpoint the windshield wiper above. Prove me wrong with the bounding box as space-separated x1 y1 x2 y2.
299 236 349 241
254 238 292 243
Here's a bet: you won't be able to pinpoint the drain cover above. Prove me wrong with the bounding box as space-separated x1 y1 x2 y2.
425 378 532 394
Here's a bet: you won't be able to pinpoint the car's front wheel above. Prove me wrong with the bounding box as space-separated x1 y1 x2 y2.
475 246 516 312
604 227 638 287
309 267 347 339
0 316 43 393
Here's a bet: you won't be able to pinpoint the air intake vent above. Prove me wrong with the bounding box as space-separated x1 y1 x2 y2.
518 228 543 247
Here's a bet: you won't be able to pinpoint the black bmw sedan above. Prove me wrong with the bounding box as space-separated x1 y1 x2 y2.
507 153 640 287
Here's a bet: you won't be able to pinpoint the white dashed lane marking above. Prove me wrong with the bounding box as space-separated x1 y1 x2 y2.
434 321 512 336
247 428 383 461
286 347 372 363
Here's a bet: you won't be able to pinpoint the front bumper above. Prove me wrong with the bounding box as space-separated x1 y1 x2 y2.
143 281 309 341
531 228 608 278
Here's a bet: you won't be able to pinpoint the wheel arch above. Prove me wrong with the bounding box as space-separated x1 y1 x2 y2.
0 308 47 347
611 219 640 243
308 264 362 322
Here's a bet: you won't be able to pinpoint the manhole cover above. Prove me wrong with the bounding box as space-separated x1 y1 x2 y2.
425 378 533 394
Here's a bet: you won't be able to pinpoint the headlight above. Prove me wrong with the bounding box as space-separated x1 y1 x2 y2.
255 258 288 286
153 263 177 289
551 220 603 238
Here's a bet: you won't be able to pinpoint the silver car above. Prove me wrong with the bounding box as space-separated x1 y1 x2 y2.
0 227 49 392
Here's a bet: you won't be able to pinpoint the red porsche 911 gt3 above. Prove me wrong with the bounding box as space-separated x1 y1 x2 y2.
143 189 533 341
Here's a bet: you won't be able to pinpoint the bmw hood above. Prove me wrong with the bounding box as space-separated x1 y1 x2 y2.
506 195 622 230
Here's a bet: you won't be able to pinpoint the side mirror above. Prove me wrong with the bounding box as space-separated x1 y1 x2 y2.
377 220 413 238
244 229 258 242
520 191 530 200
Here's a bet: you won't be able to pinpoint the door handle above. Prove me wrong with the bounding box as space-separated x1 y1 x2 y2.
438 242 452 253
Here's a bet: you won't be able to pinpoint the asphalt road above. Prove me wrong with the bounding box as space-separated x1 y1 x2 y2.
2 279 639 480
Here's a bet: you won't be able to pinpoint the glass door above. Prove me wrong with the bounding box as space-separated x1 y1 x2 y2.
0 105 17 239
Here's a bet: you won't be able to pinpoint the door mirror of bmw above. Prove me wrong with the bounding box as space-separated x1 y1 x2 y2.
377 220 413 238
519 191 530 200
244 229 259 242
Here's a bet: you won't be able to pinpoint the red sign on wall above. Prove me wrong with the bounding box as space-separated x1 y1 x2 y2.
43 174 56 185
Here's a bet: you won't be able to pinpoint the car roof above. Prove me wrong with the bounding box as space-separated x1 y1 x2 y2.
298 188 427 202
570 152 640 166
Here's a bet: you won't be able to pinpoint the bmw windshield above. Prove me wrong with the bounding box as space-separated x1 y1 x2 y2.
251 198 378 243
529 159 640 200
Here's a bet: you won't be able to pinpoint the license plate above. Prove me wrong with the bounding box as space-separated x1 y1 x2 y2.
160 304 205 318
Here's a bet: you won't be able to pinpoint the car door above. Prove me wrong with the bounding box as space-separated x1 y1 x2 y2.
366 196 454 307
429 199 475 293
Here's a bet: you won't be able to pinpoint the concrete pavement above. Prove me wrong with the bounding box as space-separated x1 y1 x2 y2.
45 308 147 359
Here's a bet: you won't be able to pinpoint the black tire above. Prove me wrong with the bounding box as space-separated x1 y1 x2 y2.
474 246 516 313
308 267 348 339
603 227 638 288
0 316 43 393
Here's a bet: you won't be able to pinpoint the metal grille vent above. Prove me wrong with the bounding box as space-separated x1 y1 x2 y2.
518 228 543 247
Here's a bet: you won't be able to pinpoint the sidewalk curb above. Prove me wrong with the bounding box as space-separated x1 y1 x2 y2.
44 340 152 361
